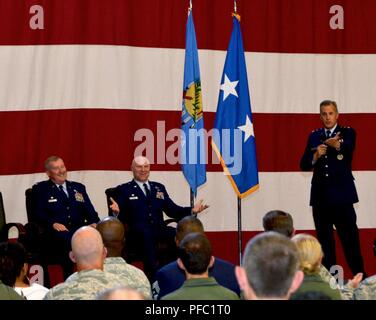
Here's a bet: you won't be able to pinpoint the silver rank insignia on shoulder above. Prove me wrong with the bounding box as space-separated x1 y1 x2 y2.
337 154 344 160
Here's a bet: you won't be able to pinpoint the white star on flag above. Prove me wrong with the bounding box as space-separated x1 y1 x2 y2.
220 74 238 101
237 115 254 142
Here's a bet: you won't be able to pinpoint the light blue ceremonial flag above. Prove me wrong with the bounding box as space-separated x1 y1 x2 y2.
212 15 259 198
181 11 206 194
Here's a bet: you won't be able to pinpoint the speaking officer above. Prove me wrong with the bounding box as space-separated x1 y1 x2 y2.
110 156 208 279
300 100 366 277
32 155 100 278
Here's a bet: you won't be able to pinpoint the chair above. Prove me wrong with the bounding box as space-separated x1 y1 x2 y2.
105 187 177 270
24 187 63 287
0 191 26 242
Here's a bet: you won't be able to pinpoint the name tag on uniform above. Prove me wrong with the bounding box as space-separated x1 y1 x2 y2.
48 198 57 203
129 195 138 200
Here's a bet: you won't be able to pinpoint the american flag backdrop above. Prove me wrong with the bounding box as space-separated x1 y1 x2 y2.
0 0 375 277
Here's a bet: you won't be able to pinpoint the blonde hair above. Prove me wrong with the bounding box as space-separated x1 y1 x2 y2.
291 234 322 275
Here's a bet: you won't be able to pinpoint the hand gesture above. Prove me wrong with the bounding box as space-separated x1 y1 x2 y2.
313 144 327 162
53 223 69 232
110 197 120 215
347 272 363 289
325 132 341 150
192 199 209 214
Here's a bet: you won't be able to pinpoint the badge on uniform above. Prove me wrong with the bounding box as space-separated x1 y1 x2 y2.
74 191 85 202
129 194 138 200
156 191 164 200
48 197 57 203
337 154 344 160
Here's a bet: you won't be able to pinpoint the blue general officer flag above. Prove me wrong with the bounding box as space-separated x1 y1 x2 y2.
181 11 206 194
212 15 259 198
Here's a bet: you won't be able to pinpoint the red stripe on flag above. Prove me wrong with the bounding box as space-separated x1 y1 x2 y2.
0 109 375 174
0 0 375 53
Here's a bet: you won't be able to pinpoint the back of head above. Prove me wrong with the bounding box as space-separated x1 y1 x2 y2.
263 210 294 238
96 286 145 300
0 242 27 287
96 217 125 257
176 216 204 244
71 227 105 269
242 232 300 298
178 232 211 275
291 233 322 275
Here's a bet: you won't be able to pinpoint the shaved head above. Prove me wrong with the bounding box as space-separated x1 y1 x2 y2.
132 156 150 167
131 156 151 182
96 217 125 257
97 286 145 300
70 226 106 270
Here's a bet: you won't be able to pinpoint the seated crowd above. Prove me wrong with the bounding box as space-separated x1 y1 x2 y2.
0 210 375 300
2 155 374 300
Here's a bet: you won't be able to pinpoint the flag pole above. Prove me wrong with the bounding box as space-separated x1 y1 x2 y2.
190 188 195 213
237 196 242 264
188 0 193 212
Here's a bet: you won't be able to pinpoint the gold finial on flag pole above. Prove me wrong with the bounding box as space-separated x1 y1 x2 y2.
188 0 192 15
232 0 241 21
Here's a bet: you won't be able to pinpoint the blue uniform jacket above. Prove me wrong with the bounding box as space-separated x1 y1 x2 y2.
33 180 99 231
114 180 191 232
300 124 358 206
152 257 240 300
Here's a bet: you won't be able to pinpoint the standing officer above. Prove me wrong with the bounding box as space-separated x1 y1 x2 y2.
110 156 208 279
300 100 366 277
32 156 99 278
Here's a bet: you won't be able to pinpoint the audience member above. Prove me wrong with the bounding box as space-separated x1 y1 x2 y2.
290 233 342 300
0 242 48 299
152 215 239 299
0 280 23 300
235 232 303 300
96 216 151 299
341 274 376 300
262 210 294 238
162 233 239 300
96 286 145 300
44 226 120 300
262 209 362 298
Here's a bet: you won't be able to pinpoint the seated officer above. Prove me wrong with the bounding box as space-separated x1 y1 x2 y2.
110 156 208 280
32 155 99 279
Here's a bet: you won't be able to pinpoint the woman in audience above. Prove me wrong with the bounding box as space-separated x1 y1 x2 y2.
290 233 342 300
0 241 49 300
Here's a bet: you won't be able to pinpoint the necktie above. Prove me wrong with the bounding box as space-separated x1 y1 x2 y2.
326 130 331 139
59 185 68 199
143 183 151 199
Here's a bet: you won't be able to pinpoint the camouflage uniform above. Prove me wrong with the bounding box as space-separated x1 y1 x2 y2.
64 257 151 299
318 265 376 300
353 275 376 300
340 275 376 300
44 269 122 300
103 257 151 299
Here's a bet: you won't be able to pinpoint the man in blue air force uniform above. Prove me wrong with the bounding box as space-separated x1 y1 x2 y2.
32 156 99 278
110 156 208 279
300 100 366 277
